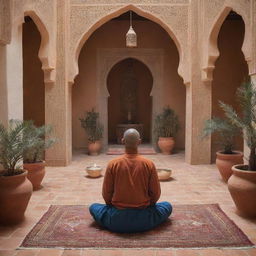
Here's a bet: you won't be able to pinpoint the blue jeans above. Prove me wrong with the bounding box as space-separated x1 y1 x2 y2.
89 201 172 233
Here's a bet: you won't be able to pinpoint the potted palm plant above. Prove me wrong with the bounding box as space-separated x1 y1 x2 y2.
0 120 33 225
202 117 243 182
154 106 179 154
79 109 104 155
22 122 56 190
220 81 256 217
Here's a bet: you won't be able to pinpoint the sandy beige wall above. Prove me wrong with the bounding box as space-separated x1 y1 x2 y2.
0 45 7 126
72 20 186 150
211 19 248 161
23 19 45 127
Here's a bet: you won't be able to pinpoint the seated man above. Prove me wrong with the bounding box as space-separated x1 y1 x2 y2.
89 128 172 233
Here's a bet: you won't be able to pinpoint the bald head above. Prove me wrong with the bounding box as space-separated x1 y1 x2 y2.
122 128 141 149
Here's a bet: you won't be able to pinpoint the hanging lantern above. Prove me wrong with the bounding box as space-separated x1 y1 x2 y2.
126 11 137 48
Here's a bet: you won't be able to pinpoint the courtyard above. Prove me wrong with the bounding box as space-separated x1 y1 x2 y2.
0 152 256 256
1 0 256 255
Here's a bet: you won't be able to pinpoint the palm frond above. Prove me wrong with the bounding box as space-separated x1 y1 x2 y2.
216 81 256 170
0 120 29 174
219 101 244 129
22 122 57 163
202 117 239 154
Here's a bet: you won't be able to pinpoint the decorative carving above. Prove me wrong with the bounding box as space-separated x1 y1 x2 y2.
69 4 189 85
71 0 189 4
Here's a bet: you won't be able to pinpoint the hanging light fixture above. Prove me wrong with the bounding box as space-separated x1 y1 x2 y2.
126 11 137 48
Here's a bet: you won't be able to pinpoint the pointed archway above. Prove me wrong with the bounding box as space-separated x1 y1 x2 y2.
23 16 45 126
72 10 185 153
211 11 249 162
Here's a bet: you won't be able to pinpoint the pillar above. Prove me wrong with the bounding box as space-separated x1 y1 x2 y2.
244 73 256 163
244 0 256 164
45 0 72 166
0 24 23 127
0 44 7 126
185 0 211 164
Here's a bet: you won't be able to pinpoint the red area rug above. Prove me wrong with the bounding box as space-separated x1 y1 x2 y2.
20 204 253 249
107 146 157 155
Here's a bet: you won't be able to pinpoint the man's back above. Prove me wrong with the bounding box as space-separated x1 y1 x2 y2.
102 153 161 209
90 129 172 233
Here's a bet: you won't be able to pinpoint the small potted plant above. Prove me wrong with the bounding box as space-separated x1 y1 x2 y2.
22 122 56 190
220 81 256 217
202 117 243 182
154 106 179 154
0 120 33 225
79 109 103 155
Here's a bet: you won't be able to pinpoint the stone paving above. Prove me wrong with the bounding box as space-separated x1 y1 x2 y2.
0 152 256 256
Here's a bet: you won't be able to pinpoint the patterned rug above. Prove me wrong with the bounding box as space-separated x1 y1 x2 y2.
107 145 157 155
20 204 253 249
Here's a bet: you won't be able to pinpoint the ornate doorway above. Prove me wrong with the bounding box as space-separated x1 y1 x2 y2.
107 58 153 144
96 48 164 149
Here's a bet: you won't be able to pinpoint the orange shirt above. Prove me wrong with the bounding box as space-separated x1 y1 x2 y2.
102 153 161 209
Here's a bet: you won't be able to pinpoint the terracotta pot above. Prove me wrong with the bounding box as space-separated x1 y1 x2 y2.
88 141 101 156
228 164 256 217
216 151 243 183
23 161 46 190
158 137 175 155
0 171 33 225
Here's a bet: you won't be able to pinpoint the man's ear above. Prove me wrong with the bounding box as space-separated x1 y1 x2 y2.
121 138 125 144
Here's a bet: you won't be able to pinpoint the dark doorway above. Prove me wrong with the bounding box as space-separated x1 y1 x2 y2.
23 16 45 126
107 58 153 144
211 11 249 162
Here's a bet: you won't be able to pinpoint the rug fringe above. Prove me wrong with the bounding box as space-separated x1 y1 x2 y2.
18 245 256 250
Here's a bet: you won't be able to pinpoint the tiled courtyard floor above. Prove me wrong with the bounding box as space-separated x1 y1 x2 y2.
0 152 256 256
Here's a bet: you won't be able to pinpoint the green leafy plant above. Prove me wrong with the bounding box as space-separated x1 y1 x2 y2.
219 81 256 171
79 109 103 143
0 120 31 176
154 106 179 138
202 117 240 154
22 122 56 163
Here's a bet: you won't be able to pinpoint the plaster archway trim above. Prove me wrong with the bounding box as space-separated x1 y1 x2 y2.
23 10 55 83
96 48 165 149
70 4 186 85
202 5 252 82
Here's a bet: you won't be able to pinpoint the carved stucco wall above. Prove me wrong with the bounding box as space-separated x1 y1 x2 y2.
69 0 190 85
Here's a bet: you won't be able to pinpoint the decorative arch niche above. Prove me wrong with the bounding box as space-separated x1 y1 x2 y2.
97 48 164 149
203 6 251 82
22 16 45 126
72 9 186 152
107 57 153 144
211 10 249 162
23 10 54 83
